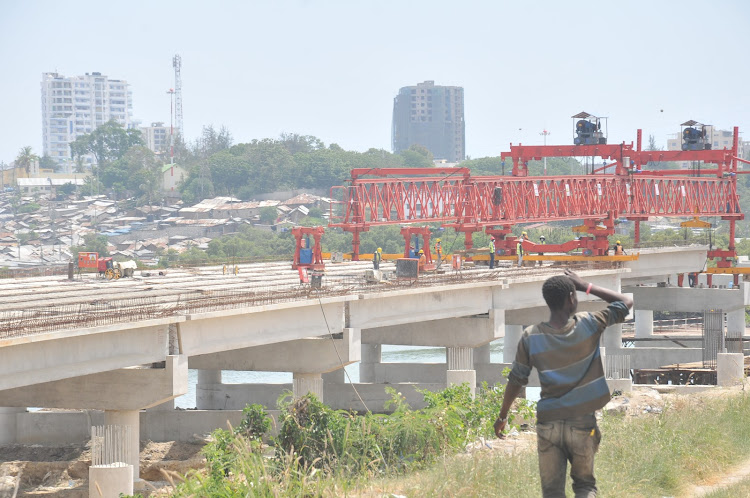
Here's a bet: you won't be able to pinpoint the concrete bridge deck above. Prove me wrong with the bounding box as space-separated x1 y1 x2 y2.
4 244 739 479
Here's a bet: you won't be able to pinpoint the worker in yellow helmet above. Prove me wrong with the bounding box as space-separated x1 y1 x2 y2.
517 231 530 267
434 238 443 269
373 247 382 270
489 236 496 269
614 240 625 256
418 249 426 271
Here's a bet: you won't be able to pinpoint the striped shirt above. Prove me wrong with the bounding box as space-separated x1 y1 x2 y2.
508 301 629 422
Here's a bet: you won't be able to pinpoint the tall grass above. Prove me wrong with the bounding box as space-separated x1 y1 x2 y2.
381 391 750 498
154 388 750 497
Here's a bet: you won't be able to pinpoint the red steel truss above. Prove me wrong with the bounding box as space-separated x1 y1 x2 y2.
329 171 742 259
329 127 744 262
330 174 741 227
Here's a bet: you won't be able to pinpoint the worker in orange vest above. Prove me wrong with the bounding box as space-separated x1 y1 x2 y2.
614 240 625 256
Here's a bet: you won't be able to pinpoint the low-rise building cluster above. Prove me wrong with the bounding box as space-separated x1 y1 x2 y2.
0 191 332 268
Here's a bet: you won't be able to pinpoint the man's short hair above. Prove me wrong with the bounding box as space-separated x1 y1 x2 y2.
542 275 575 310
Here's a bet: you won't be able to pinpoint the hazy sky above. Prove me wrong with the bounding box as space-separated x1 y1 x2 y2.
1 0 749 166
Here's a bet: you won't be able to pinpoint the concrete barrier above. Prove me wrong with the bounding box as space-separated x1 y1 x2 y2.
717 353 745 387
89 463 133 497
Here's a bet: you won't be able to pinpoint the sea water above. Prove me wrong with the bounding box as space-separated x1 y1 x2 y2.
174 339 542 409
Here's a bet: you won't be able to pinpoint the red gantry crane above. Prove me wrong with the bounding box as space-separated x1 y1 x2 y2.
327 117 744 272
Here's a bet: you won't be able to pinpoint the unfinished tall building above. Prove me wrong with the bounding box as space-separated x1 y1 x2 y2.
391 80 465 163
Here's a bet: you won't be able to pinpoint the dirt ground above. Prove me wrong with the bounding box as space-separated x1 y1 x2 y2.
0 440 205 497
0 383 743 497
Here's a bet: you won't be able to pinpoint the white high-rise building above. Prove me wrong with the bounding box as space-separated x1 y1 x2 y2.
41 71 133 167
140 122 170 155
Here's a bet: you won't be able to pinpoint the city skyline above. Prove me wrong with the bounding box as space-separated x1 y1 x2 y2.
1 0 749 167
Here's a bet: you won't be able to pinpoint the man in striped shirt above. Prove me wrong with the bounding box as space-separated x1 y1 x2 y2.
494 269 633 497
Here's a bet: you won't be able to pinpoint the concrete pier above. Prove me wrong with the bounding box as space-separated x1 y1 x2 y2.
717 353 745 386
104 410 140 481
2 250 748 447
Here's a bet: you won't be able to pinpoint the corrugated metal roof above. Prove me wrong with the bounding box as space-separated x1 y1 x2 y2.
17 178 85 186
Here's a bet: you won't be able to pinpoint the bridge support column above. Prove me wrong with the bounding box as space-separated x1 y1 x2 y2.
504 325 524 363
727 309 745 348
602 324 622 352
473 343 491 367
196 369 222 409
0 407 25 445
635 310 653 339
359 344 381 383
323 369 345 384
104 409 140 481
446 346 476 397
293 373 324 400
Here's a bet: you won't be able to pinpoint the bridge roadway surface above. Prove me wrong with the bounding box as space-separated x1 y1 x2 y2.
0 245 708 397
0 245 705 314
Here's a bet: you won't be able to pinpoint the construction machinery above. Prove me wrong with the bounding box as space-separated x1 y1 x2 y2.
328 118 744 272
681 120 710 151
77 252 137 280
292 226 325 270
572 111 607 145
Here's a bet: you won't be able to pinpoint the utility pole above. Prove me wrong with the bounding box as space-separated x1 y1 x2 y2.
166 88 175 165
540 129 551 175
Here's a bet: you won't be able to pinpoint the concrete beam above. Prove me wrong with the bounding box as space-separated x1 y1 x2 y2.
0 319 175 392
623 246 707 285
348 285 498 329
188 328 361 373
0 355 188 410
495 271 622 311
362 312 503 347
623 348 703 369
179 300 346 357
625 286 746 312
506 301 611 326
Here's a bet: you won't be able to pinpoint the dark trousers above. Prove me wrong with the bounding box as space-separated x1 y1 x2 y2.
536 413 600 497
489 252 495 269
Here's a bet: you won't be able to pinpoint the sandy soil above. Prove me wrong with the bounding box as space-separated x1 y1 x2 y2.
0 440 205 497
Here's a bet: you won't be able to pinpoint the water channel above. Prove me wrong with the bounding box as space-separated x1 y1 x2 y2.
175 339 542 409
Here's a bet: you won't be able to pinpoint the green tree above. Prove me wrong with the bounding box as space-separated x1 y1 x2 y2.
69 120 143 166
208 151 250 195
259 206 277 224
99 146 162 205
70 233 109 262
399 144 434 167
56 182 76 199
15 146 38 177
38 154 58 172
193 125 233 160
278 133 324 154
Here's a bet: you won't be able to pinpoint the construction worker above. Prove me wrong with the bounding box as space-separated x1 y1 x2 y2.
614 240 625 256
373 247 382 270
538 234 546 267
418 249 426 271
495 270 633 497
489 236 496 269
688 272 697 287
434 238 442 268
517 231 529 267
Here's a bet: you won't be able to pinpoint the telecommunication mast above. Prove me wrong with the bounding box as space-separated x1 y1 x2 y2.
172 54 183 138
